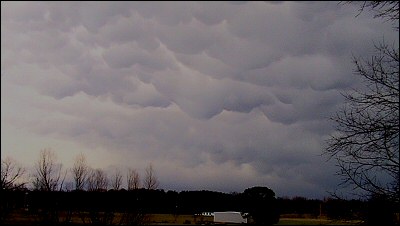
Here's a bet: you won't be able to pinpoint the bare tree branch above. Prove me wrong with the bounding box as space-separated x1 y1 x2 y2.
344 1 399 30
1 157 26 190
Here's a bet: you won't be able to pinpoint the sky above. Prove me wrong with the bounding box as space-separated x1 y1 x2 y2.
1 1 398 199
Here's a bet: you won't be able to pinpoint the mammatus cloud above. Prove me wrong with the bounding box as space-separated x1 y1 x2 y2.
1 1 398 198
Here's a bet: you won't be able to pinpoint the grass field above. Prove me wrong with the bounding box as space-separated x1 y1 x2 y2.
148 214 213 225
147 214 363 225
3 211 364 225
276 218 363 225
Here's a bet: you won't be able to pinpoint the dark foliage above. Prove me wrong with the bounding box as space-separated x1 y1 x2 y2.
1 187 387 225
241 186 279 225
0 187 281 225
366 194 398 226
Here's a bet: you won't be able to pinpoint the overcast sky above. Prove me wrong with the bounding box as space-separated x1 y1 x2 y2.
1 1 398 198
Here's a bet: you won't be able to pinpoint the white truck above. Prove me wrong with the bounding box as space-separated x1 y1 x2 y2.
213 211 247 224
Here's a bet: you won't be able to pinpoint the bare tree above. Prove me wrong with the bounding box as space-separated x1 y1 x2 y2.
111 168 122 190
71 153 89 191
87 169 108 191
327 42 399 201
127 168 140 190
327 1 399 204
32 149 67 191
1 157 26 190
144 163 159 190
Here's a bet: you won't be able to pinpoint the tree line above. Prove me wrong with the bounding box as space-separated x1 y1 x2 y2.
1 149 282 225
1 149 159 192
1 149 395 225
1 186 280 225
0 186 383 226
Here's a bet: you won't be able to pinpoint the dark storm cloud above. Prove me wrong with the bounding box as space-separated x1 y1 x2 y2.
1 1 398 197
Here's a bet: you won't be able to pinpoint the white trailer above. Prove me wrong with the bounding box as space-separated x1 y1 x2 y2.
213 211 247 224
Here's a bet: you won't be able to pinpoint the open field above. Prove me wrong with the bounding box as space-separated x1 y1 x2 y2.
147 214 363 225
2 211 364 225
276 218 363 225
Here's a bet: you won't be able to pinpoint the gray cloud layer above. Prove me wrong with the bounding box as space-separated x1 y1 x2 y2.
1 1 398 198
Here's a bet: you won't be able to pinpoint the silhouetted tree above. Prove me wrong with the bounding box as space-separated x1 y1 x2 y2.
328 1 399 202
32 149 67 191
127 168 140 190
87 169 108 191
1 158 26 225
327 2 399 225
328 42 399 199
71 153 89 191
111 168 122 190
242 186 280 225
1 156 25 190
144 163 158 190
